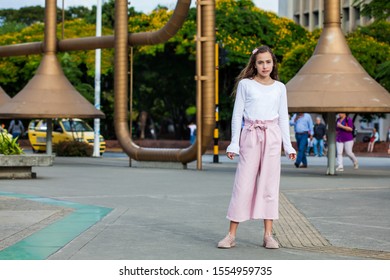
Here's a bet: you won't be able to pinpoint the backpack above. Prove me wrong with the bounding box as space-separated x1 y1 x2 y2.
352 126 358 138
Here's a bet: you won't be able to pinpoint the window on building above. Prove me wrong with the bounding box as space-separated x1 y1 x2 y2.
353 7 361 27
303 12 309 27
313 11 319 28
294 14 300 25
342 7 350 30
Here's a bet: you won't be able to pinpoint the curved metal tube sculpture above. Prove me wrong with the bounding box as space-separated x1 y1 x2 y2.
0 0 215 165
114 0 215 163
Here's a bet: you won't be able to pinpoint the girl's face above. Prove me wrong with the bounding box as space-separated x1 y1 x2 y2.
255 52 274 78
339 113 346 118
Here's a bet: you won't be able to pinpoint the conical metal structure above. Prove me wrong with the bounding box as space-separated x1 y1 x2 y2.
286 0 390 113
0 0 104 119
0 53 104 118
286 0 390 176
0 86 11 107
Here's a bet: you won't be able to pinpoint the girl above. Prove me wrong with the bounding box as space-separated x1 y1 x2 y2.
218 46 296 249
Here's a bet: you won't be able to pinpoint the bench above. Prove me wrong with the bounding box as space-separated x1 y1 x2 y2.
0 155 55 179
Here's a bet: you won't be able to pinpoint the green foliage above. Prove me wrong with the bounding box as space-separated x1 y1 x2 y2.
0 5 100 28
66 6 91 20
0 21 27 35
357 21 390 44
376 60 390 91
353 0 390 22
0 22 45 93
353 22 390 92
60 52 95 103
133 50 196 138
0 6 44 26
0 132 24 155
347 31 390 91
54 141 93 157
215 0 309 64
279 39 317 84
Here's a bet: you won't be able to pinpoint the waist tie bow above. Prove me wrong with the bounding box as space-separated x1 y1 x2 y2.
247 120 268 143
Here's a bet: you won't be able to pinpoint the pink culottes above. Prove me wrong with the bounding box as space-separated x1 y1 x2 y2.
227 118 282 222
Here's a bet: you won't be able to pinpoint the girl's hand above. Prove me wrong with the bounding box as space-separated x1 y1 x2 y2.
227 152 236 160
289 153 297 161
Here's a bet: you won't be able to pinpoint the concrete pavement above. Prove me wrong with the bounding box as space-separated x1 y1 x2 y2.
0 153 389 260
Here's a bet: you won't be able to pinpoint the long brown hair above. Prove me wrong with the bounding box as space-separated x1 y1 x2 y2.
232 45 279 96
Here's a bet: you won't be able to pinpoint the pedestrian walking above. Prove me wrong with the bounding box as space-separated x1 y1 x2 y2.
187 121 197 145
217 45 296 250
336 113 359 171
8 119 24 143
290 113 314 168
313 117 327 157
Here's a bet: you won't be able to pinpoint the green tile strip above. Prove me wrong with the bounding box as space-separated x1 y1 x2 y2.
0 192 112 260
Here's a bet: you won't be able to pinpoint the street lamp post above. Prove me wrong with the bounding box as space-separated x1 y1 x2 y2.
93 0 103 157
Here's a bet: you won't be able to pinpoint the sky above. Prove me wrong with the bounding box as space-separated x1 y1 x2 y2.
0 0 278 14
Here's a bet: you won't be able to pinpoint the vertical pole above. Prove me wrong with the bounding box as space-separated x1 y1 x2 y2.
129 47 133 167
213 43 219 163
61 0 65 40
93 0 102 157
44 0 55 156
196 1 203 170
327 112 336 175
46 118 52 155
319 0 324 28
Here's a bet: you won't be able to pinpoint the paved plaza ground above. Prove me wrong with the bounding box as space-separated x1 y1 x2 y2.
0 152 389 260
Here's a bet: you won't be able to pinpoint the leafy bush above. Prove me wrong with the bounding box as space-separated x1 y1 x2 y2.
54 141 93 157
357 21 390 44
0 132 24 155
347 31 390 92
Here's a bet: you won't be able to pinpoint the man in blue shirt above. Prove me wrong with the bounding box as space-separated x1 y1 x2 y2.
290 113 314 168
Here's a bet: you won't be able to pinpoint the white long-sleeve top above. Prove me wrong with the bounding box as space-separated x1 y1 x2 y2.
226 78 296 156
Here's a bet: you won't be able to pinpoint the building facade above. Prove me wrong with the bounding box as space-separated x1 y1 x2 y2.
278 0 373 33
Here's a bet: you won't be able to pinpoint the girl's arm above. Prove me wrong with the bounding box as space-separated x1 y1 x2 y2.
226 81 245 156
279 84 296 157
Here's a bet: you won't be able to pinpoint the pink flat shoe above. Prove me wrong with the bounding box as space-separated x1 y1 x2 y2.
263 235 279 249
217 233 236 249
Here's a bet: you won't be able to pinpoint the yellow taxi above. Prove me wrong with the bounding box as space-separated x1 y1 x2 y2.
28 118 106 154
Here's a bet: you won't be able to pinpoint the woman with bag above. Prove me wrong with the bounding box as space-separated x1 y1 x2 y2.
217 45 296 250
335 113 359 172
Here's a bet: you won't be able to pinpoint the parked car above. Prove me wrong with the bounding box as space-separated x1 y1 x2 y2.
28 118 106 154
